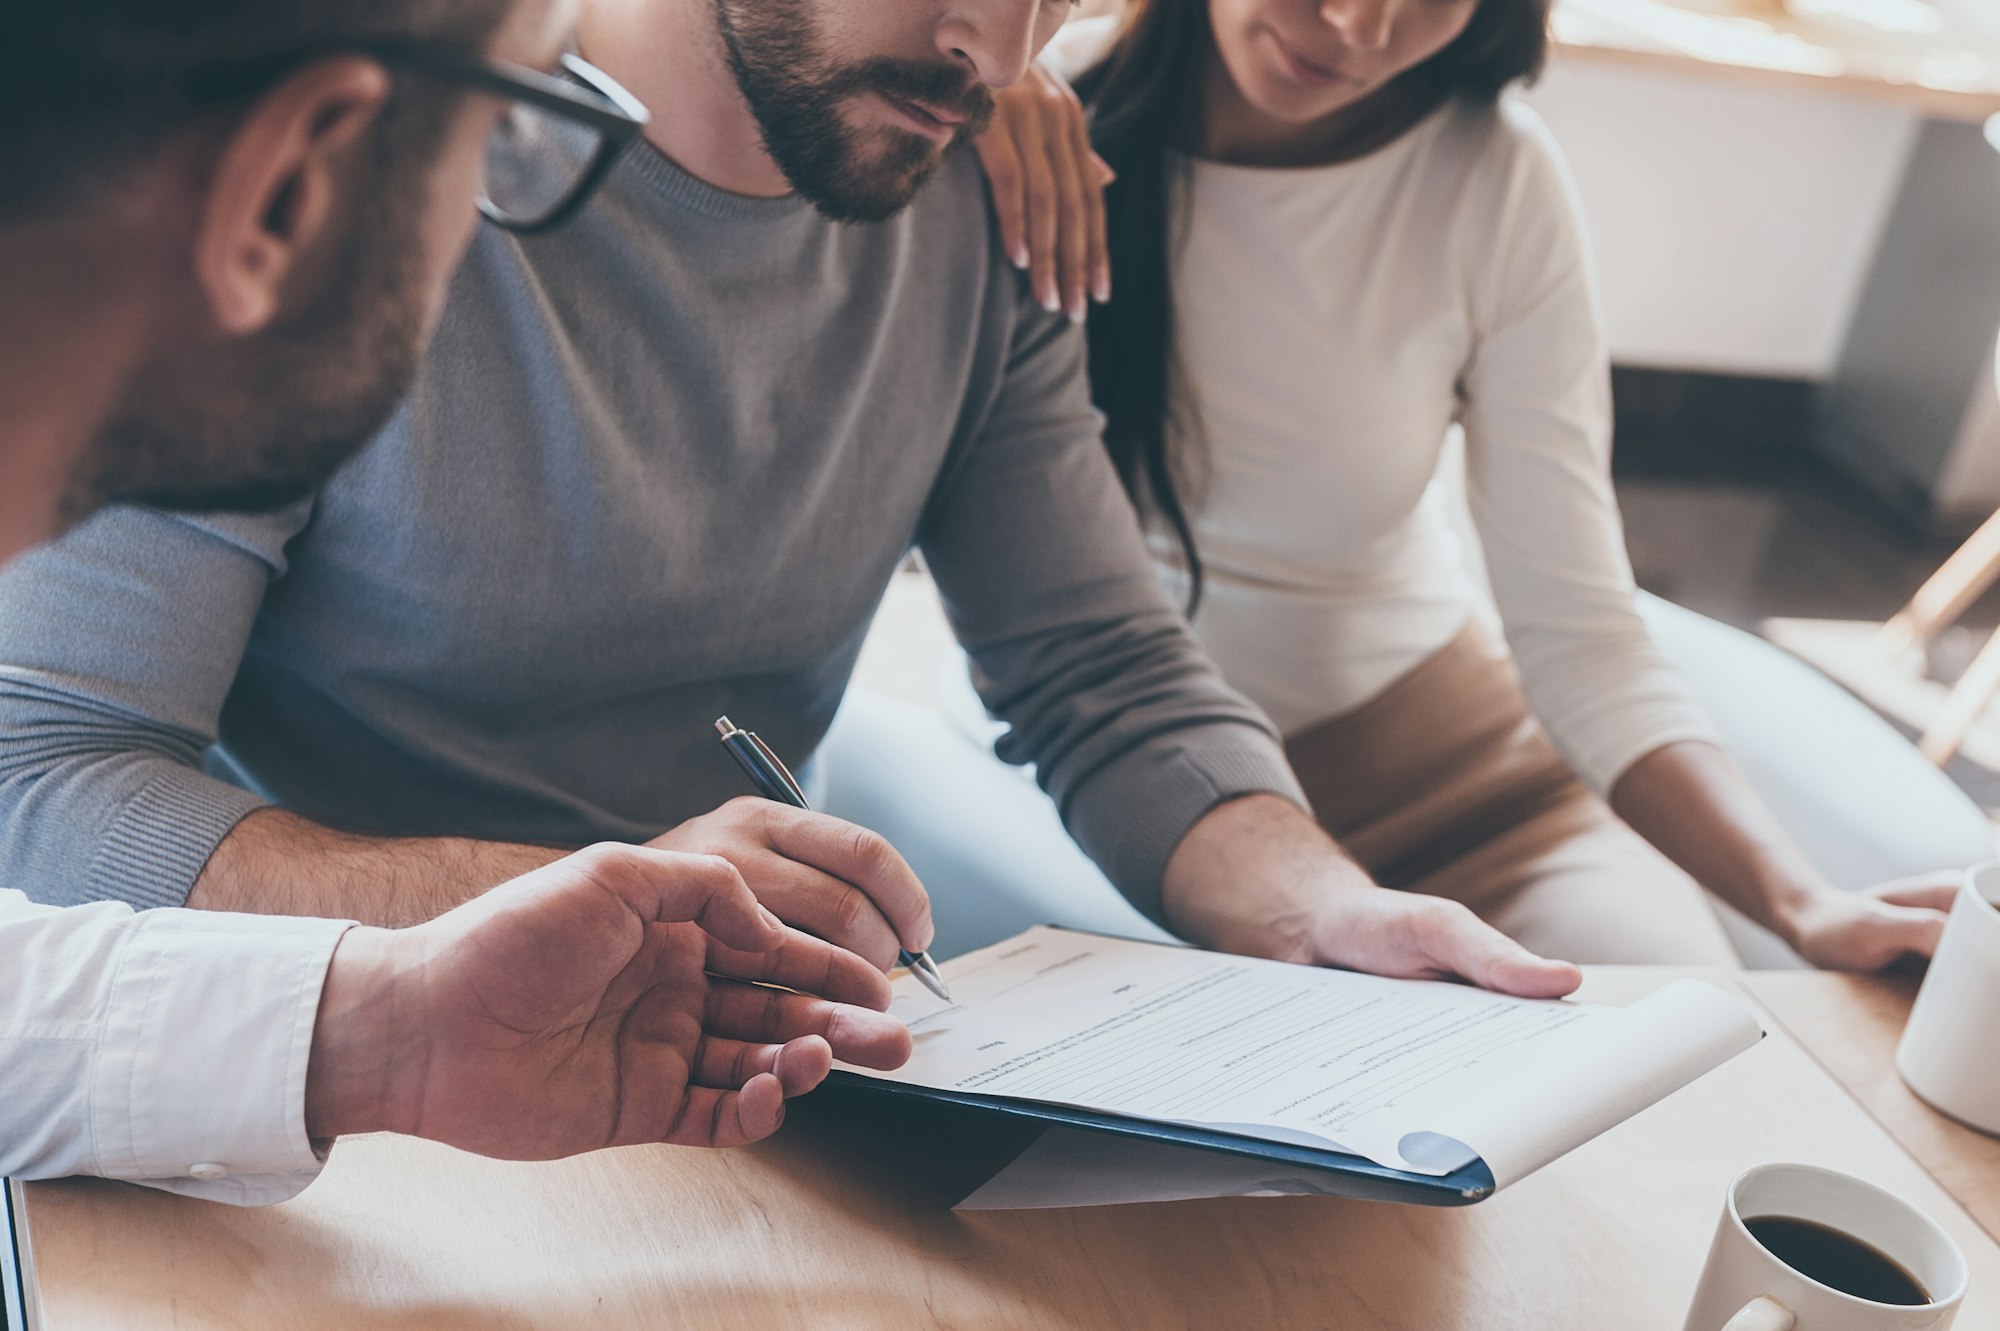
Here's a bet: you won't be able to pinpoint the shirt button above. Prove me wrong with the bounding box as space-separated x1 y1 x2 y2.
189 1162 229 1181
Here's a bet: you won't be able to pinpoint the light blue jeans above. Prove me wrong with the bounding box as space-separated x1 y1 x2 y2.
815 691 1175 960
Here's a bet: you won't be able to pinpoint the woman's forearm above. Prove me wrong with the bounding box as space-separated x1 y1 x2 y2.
1607 739 1824 940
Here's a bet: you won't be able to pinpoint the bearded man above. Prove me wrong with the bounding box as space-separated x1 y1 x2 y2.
0 0 909 1202
0 0 1581 1000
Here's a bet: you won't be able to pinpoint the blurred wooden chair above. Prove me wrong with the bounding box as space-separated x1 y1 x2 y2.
1877 507 2000 766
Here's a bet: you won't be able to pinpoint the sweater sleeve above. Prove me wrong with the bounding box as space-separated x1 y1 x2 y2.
0 503 312 909
918 276 1306 924
1458 102 1721 794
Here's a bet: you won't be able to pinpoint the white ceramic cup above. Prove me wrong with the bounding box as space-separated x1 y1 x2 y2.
1682 1164 1967 1331
1898 863 2000 1136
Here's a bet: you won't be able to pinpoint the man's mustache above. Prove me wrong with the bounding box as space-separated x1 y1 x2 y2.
827 58 998 137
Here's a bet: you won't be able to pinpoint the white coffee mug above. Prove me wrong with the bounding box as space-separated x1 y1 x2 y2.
1898 863 2000 1136
1682 1164 1967 1331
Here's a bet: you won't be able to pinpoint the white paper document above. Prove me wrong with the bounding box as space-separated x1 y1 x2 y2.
842 927 1762 1201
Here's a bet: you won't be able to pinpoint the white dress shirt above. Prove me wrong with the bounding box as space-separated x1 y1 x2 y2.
0 889 352 1205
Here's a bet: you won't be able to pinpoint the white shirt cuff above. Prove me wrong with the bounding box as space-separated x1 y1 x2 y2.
91 909 354 1206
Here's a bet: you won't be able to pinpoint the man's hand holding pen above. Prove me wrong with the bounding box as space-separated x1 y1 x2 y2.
646 795 939 977
710 718 953 1001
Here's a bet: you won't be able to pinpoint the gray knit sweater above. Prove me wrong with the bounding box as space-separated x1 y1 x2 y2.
0 144 1302 921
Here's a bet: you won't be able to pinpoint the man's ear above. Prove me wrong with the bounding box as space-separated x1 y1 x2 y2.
193 57 394 336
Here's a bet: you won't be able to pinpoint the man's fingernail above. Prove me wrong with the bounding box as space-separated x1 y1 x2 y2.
758 905 783 931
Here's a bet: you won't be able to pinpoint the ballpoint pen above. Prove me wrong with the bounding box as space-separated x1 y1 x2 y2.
714 716 954 1002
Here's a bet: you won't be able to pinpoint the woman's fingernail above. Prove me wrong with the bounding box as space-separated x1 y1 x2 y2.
1011 245 1030 270
1068 297 1087 324
1041 286 1062 315
1094 275 1112 304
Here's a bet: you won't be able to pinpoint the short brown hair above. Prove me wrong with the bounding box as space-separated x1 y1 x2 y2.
0 0 511 219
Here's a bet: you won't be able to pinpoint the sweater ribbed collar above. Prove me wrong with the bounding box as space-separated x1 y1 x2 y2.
618 138 818 225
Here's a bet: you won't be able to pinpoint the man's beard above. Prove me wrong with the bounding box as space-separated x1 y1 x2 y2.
713 0 996 224
64 164 427 523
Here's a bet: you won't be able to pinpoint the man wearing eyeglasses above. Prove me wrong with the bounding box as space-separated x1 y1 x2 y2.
0 0 906 1205
0 0 1583 1000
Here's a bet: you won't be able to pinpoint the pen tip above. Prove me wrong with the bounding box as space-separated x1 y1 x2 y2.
913 953 954 1002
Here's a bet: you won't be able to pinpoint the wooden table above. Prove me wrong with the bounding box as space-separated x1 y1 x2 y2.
1744 969 2000 1244
1553 0 2000 121
23 968 2000 1330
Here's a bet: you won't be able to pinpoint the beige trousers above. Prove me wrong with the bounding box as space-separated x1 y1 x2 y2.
1284 621 1741 966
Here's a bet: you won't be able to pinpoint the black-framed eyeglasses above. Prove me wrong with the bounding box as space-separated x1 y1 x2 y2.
184 42 649 235
360 44 649 234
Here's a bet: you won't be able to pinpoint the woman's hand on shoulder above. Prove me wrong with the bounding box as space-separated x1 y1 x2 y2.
974 62 1114 325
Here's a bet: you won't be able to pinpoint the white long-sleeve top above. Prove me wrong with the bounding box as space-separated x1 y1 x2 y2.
1151 93 1719 792
0 889 350 1205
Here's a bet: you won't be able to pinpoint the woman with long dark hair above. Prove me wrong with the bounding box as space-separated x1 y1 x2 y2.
971 0 1956 969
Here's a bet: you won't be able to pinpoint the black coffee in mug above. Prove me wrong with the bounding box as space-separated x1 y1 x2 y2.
1744 1215 1932 1306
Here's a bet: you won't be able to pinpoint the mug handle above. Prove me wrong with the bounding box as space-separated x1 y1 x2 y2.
1719 1296 1795 1331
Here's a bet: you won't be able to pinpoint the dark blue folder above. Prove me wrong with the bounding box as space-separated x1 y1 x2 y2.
2 1180 39 1331
820 1071 1497 1207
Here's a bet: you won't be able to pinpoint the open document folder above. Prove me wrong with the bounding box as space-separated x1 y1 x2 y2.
828 927 1763 1210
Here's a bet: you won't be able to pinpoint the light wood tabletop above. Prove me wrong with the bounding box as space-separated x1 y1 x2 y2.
1553 0 2000 121
1743 969 2000 1246
22 967 2000 1330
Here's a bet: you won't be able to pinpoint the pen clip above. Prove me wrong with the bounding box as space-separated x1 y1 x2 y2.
747 731 808 805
